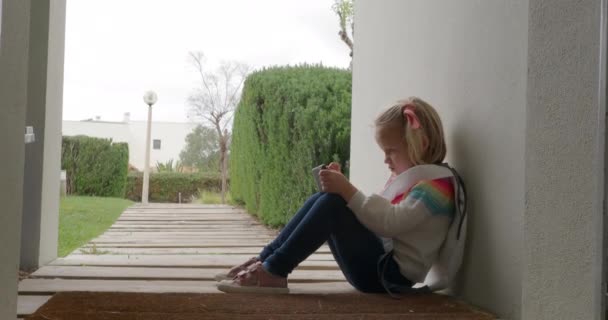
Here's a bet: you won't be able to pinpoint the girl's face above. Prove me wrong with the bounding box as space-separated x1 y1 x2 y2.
375 125 413 175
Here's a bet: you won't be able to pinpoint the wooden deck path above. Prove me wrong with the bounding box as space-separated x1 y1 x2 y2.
18 203 494 319
17 204 348 318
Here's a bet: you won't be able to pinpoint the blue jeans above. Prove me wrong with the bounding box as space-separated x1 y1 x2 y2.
259 192 412 293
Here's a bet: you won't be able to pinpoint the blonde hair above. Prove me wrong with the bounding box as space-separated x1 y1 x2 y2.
374 97 446 165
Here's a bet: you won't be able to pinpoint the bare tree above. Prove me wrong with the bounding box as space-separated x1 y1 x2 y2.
187 51 250 204
332 0 354 68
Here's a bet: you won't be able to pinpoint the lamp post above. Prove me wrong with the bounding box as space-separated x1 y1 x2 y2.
142 91 158 205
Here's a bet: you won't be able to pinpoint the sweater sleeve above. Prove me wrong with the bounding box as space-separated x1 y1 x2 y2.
347 179 455 238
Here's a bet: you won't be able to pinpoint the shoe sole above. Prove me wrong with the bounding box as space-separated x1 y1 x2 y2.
214 273 231 282
216 280 289 294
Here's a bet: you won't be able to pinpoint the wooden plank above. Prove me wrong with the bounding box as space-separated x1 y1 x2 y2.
122 208 246 211
96 234 276 239
91 237 271 241
121 211 248 215
71 246 331 255
118 217 253 221
80 243 268 248
50 255 339 269
96 238 276 242
19 279 354 294
111 221 263 225
90 238 271 243
126 205 243 208
117 215 255 218
118 216 256 219
119 213 251 218
106 230 269 234
124 207 246 212
97 233 269 237
117 217 259 222
31 266 346 282
91 240 276 244
95 234 275 239
17 295 52 316
122 210 249 215
117 217 250 222
130 204 237 208
110 225 266 229
110 223 266 227
96 236 275 240
114 219 255 223
120 212 251 215
122 211 249 215
108 228 262 231
89 240 273 246
109 227 267 231
117 218 255 221
102 231 278 236
107 229 269 232
122 211 252 215
108 227 266 231
63 253 336 262
76 252 336 261
90 240 276 245
105 227 272 232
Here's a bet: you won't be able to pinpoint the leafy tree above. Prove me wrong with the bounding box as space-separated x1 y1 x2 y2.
187 51 250 204
332 0 354 68
179 125 220 173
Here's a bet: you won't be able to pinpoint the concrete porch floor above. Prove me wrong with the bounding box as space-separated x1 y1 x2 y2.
17 204 494 319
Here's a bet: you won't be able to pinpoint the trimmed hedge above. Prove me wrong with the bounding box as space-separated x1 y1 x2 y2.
230 65 351 226
61 136 129 197
125 172 226 203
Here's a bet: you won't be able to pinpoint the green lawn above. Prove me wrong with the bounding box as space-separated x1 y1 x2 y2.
58 196 133 257
196 191 235 205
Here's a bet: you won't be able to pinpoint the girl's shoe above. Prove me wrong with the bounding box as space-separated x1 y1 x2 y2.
216 261 289 294
214 256 260 281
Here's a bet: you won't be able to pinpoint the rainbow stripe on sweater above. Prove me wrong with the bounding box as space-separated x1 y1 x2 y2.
391 177 455 217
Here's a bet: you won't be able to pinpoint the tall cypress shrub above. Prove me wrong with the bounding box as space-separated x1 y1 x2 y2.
231 65 351 226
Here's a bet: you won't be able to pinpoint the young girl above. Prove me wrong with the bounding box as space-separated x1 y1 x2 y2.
216 97 466 295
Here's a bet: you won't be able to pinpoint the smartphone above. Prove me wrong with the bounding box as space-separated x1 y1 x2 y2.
312 164 327 191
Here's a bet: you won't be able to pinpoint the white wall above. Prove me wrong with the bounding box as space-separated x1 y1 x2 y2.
0 0 30 318
352 1 528 318
62 120 197 170
62 121 131 143
128 121 197 170
523 0 603 319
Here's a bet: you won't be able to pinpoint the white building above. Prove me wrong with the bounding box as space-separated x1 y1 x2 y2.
62 114 197 171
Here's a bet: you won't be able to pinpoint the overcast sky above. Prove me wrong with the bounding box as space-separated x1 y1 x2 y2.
63 0 351 123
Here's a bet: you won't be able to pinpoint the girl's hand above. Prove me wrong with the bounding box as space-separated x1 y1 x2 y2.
327 162 342 172
319 169 358 202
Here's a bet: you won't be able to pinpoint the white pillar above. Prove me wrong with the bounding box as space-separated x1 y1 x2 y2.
20 0 65 270
523 0 604 318
0 0 30 318
142 105 152 204
39 0 65 265
20 0 50 270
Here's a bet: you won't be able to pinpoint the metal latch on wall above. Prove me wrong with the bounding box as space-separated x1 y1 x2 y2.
24 126 35 144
